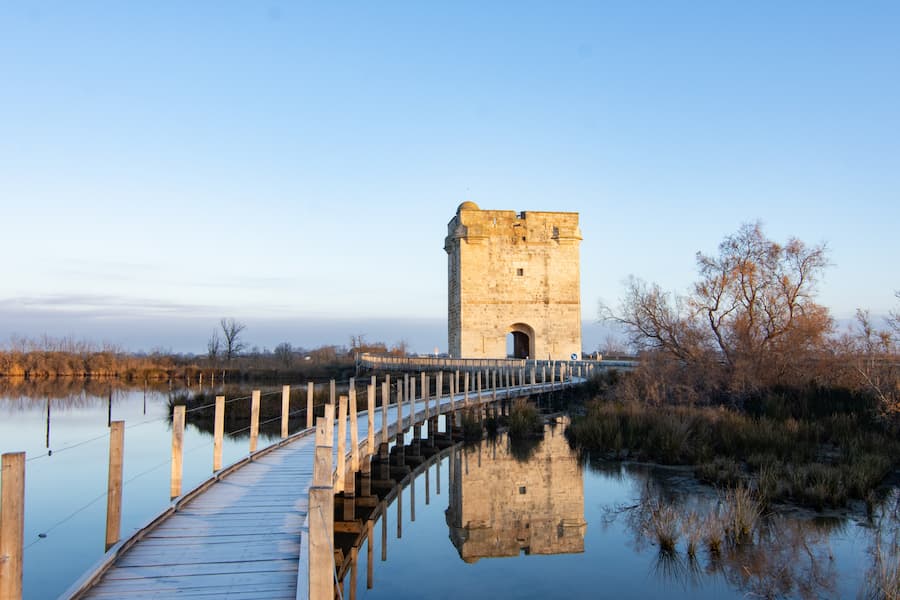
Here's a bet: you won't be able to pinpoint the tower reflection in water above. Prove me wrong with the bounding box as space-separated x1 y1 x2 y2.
445 419 587 562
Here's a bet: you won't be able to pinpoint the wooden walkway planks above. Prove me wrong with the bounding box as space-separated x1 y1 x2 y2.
70 379 569 600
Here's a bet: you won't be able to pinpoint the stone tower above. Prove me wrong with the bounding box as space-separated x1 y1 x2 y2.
445 202 582 360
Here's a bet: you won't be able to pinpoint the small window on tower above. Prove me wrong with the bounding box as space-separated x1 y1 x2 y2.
516 268 524 277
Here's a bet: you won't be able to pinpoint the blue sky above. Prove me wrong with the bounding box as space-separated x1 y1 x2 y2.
1 2 898 353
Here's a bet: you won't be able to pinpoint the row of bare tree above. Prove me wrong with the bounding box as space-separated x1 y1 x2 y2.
602 222 900 417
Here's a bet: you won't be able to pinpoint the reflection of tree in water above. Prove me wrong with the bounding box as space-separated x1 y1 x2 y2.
862 488 899 600
608 478 847 599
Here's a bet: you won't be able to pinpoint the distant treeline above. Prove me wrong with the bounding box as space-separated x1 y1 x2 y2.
0 336 404 381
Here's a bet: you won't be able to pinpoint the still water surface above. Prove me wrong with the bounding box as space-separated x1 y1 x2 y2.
1 380 286 599
346 424 893 600
0 383 895 599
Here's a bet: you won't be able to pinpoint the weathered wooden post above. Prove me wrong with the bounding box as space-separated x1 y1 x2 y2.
476 371 482 404
213 395 225 471
248 390 261 453
449 373 456 413
105 421 124 551
1 452 25 600
336 395 347 494
308 416 334 600
306 382 314 430
367 383 375 459
436 371 443 414
381 381 389 445
409 378 416 430
349 385 360 475
324 401 335 445
464 372 470 408
170 405 185 499
281 385 290 439
330 379 336 406
396 384 404 435
422 372 429 420
491 370 497 403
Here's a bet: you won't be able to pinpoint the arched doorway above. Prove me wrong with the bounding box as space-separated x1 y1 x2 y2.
506 323 534 359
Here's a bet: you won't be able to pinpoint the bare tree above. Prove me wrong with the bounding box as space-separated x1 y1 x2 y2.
274 342 293 367
605 223 832 390
220 318 246 361
207 329 221 361
887 291 900 339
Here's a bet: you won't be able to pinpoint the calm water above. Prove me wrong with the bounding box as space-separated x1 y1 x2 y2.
342 423 895 600
1 383 895 599
0 380 289 599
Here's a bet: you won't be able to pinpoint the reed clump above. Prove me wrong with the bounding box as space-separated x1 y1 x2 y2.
566 399 899 509
507 400 543 440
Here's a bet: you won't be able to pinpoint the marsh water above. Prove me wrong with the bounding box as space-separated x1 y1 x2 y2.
1 382 896 599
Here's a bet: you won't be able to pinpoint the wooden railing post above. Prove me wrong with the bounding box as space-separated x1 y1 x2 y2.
281 385 290 439
213 395 224 471
381 381 389 444
349 383 360 474
306 382 314 430
336 395 347 494
464 372 470 408
396 384 403 435
170 405 185 499
308 416 334 600
105 421 124 551
366 384 375 461
423 372 430 421
1 452 25 600
249 390 260 453
409 377 416 430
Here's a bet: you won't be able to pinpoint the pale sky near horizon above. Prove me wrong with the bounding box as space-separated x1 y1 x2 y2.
2 2 898 354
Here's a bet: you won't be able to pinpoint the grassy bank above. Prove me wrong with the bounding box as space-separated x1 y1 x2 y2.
566 398 899 510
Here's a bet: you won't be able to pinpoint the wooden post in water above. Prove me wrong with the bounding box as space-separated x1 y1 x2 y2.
249 390 260 453
213 395 224 471
308 416 334 600
1 452 25 600
281 385 290 439
105 421 124 551
306 382 314 430
336 395 347 494
170 405 185 499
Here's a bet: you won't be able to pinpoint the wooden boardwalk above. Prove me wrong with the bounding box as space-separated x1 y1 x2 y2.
65 374 580 600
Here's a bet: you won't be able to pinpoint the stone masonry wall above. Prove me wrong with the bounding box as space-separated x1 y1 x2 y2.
445 203 582 360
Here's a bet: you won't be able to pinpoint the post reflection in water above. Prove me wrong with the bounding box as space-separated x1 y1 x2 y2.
446 419 586 562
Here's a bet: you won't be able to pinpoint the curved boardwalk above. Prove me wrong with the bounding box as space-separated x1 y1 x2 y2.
66 377 576 600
